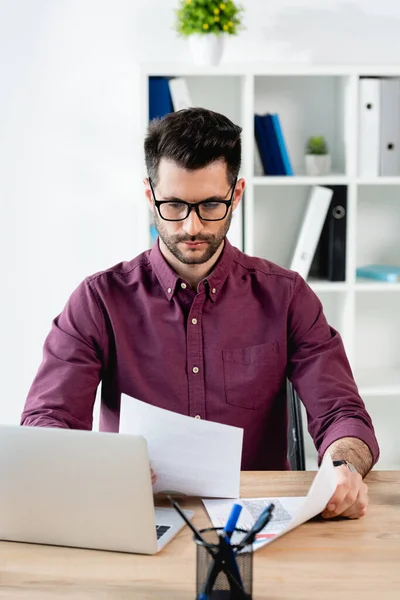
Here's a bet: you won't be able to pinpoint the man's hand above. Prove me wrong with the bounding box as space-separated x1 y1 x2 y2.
322 465 368 519
151 467 157 485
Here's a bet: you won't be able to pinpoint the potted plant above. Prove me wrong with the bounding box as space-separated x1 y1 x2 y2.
175 0 244 66
305 136 331 176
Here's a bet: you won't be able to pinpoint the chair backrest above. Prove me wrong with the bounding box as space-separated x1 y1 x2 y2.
286 379 306 471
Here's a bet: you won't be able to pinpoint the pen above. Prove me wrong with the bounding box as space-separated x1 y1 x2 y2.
238 502 275 549
167 495 207 545
221 503 244 590
223 502 243 539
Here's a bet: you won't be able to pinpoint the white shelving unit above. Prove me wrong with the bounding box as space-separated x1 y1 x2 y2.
137 63 400 470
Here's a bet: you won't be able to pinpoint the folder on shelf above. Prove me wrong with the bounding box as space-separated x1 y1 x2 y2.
168 77 193 111
271 114 293 176
254 137 264 176
289 186 334 280
356 265 400 283
254 113 291 176
358 77 381 178
264 114 286 175
227 202 244 251
379 78 400 176
150 224 158 245
310 186 347 282
254 114 274 175
149 77 173 121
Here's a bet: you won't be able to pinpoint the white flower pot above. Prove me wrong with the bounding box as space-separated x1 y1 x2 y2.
188 34 225 66
305 154 332 176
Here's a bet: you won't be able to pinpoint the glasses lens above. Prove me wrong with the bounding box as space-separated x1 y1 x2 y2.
159 202 189 221
198 202 228 220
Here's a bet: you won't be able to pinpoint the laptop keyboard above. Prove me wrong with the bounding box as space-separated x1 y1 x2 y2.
156 524 171 540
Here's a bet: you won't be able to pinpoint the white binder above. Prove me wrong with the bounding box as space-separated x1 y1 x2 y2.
379 78 400 176
358 78 381 178
227 202 243 251
289 186 333 280
168 77 193 111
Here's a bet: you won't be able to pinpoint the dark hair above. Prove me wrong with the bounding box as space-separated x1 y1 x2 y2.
144 107 242 186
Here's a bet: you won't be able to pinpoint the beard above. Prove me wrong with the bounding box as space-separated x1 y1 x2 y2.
153 210 232 265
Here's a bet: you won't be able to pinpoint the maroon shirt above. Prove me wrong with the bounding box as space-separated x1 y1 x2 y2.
21 239 379 470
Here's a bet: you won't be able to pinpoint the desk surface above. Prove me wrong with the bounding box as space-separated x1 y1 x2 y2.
1 471 399 599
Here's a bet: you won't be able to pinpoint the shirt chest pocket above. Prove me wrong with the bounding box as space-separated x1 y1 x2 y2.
222 342 282 410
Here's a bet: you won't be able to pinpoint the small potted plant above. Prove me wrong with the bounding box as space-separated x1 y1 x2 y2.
175 0 244 66
305 136 331 176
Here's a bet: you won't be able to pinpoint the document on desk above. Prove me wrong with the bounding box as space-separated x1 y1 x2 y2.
203 455 337 551
119 395 243 498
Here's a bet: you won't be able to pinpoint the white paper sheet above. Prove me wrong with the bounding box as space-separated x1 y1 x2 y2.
119 395 243 498
202 455 338 551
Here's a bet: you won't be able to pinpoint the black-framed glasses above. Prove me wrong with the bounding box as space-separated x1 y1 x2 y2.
148 177 237 222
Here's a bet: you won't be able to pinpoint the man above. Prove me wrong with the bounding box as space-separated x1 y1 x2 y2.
22 108 379 520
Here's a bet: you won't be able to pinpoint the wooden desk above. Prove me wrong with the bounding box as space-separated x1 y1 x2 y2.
1 471 399 599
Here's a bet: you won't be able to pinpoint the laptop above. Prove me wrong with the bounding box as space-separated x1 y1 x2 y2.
0 425 193 554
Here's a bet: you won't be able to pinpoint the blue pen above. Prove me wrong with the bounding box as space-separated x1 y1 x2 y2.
222 503 243 589
223 502 243 539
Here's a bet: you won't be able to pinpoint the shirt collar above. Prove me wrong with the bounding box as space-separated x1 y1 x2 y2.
150 238 235 302
202 238 234 302
150 240 180 301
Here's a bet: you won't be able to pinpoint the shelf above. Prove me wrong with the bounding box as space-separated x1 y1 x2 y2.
252 175 349 186
308 280 349 293
140 63 400 77
357 177 400 186
356 281 400 292
356 368 400 397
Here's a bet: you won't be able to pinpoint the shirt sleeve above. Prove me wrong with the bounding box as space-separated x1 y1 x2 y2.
287 273 380 467
21 278 106 430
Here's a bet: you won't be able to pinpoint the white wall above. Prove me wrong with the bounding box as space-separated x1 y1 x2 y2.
2 0 400 425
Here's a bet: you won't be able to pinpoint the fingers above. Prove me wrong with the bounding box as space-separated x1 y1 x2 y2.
343 505 368 520
340 484 369 519
322 467 368 520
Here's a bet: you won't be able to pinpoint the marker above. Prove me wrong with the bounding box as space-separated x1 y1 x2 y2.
223 502 243 539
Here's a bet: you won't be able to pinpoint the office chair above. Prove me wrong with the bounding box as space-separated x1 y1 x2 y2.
286 379 306 471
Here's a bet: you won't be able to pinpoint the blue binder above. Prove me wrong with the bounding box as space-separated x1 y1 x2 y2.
271 114 293 175
263 114 286 175
149 77 173 121
356 265 400 282
255 114 274 175
149 225 158 246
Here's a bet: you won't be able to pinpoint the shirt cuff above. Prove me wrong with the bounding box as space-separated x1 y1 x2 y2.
21 417 69 429
317 420 380 468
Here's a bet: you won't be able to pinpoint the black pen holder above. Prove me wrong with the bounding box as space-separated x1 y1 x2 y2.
194 527 253 600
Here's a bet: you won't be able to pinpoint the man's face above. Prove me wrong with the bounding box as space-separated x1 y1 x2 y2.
146 159 243 266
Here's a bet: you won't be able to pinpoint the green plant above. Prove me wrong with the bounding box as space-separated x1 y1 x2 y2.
175 0 244 36
306 136 329 155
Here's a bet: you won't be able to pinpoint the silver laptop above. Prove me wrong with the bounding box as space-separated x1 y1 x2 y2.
0 425 193 554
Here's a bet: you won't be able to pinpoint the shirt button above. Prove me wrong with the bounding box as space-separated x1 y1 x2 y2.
192 366 199 374
167 287 172 293
181 282 187 289
212 288 216 294
194 415 201 419
191 318 197 325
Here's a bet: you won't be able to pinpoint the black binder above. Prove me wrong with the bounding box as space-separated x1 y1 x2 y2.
310 185 347 282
